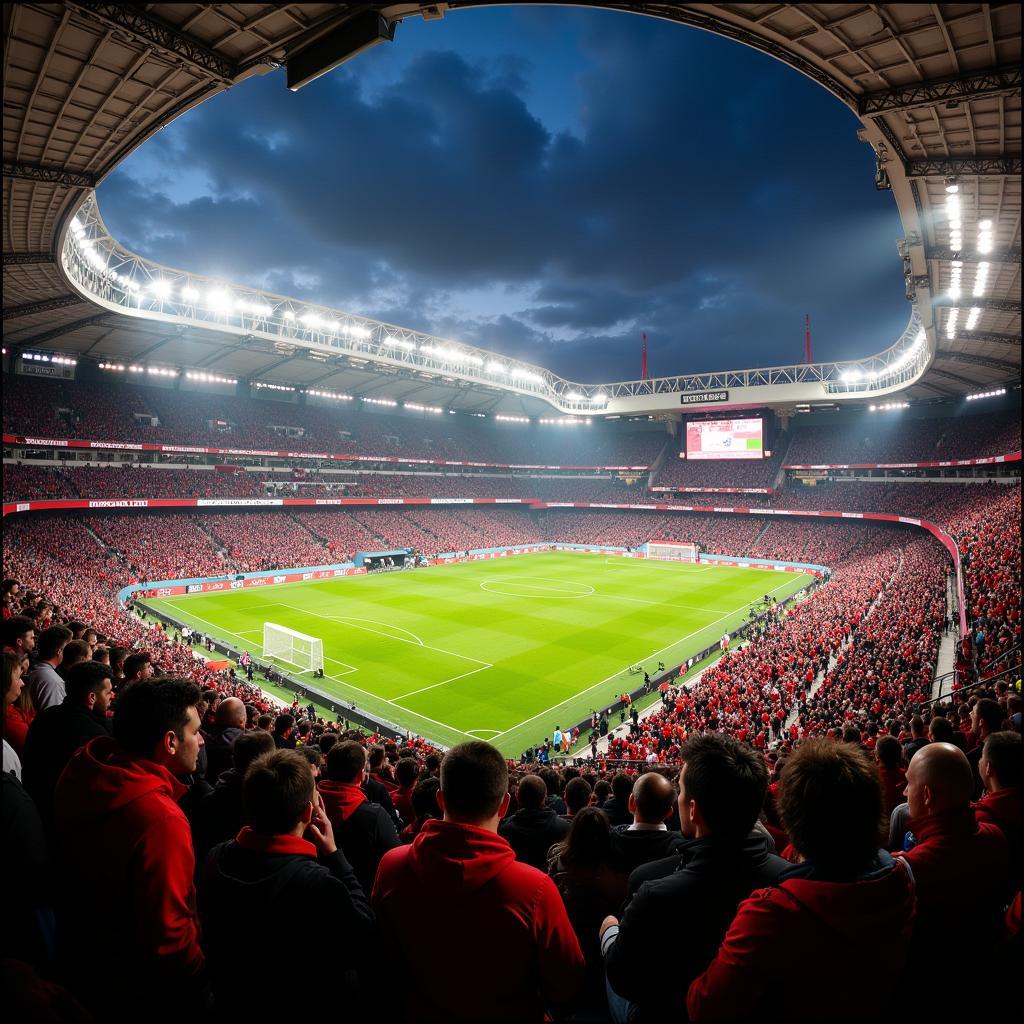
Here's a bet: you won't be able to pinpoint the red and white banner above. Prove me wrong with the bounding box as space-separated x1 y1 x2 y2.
649 486 773 495
786 452 1020 470
2 434 649 473
138 565 364 598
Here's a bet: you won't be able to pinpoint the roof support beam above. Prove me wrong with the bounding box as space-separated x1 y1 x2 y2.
859 65 1021 116
933 297 1021 314
928 367 983 388
960 331 1022 348
2 252 54 266
926 248 1020 265
906 156 1022 178
2 294 83 319
6 313 110 349
64 2 235 80
938 352 1020 374
2 160 96 189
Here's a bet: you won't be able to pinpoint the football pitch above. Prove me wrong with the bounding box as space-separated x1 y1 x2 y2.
141 553 812 756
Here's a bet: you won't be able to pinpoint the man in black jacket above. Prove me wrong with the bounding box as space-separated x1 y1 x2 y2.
199 749 374 1018
22 660 112 834
601 734 789 1024
499 773 570 870
612 772 686 876
192 729 275 868
318 741 401 892
599 772 635 828
202 696 247 783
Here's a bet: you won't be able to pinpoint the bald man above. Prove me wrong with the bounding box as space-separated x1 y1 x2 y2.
203 696 247 783
897 743 1010 1007
614 772 685 875
498 773 570 870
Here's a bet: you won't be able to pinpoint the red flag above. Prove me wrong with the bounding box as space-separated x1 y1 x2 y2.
641 333 649 379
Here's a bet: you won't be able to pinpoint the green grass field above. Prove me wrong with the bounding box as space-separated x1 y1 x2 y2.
141 552 811 756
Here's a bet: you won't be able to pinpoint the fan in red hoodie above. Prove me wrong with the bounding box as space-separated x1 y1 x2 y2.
897 739 1011 1012
372 740 585 1022
973 729 1022 878
687 739 915 1022
53 678 207 1020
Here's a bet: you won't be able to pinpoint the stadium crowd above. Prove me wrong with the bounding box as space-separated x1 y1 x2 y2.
3 374 666 466
784 411 1022 465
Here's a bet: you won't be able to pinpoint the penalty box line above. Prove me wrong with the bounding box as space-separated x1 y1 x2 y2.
489 576 801 742
150 603 475 744
273 603 493 670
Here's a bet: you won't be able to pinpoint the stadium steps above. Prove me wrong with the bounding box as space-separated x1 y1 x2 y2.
933 572 960 699
780 549 904 735
745 521 773 555
287 512 328 545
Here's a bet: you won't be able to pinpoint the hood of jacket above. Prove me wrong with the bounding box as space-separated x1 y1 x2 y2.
775 851 914 940
318 778 367 822
55 735 185 824
973 788 1020 831
405 819 518 891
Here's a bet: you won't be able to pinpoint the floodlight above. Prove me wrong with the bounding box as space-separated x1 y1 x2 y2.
149 280 173 300
181 286 200 302
207 289 232 312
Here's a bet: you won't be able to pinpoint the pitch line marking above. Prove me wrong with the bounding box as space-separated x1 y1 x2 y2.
146 602 477 744
391 663 493 701
489 577 801 741
466 729 502 738
145 606 360 674
479 577 595 599
274 603 493 669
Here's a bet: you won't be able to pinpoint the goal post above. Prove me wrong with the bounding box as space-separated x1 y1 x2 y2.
262 622 324 674
646 541 700 563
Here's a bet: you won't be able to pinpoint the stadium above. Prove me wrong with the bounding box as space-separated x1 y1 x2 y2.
2 4 1020 1022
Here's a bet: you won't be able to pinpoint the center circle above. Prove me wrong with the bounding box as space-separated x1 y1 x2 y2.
479 576 595 599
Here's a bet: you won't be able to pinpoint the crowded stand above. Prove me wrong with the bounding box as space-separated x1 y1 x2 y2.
653 443 788 490
785 411 1022 465
3 374 666 466
795 537 946 737
746 518 883 565
198 514 334 573
87 514 231 581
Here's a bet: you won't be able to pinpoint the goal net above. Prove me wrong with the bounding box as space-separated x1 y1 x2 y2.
647 541 700 563
262 622 324 674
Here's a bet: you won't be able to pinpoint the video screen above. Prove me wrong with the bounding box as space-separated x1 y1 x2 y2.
685 417 764 460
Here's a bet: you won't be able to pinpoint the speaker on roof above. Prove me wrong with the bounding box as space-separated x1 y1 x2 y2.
287 12 397 92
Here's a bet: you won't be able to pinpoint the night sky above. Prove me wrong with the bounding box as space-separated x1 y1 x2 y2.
97 6 910 384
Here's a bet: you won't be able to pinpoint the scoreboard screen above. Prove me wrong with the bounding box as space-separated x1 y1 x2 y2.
685 418 764 460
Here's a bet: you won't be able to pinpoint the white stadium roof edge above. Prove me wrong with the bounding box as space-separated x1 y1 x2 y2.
3 3 1020 418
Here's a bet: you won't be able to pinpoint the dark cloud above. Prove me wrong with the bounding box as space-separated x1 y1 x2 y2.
97 8 908 382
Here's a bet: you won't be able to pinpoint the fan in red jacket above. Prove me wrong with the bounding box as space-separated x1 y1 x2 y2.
372 740 585 1022
687 739 915 1022
53 678 207 1020
898 740 1011 1005
973 730 1021 880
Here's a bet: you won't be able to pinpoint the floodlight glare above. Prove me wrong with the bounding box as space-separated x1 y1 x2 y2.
207 289 232 312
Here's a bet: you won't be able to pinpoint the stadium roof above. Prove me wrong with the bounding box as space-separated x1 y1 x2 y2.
3 3 1021 414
